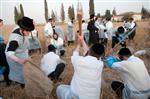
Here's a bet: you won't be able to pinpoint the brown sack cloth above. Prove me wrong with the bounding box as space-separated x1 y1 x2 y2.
23 52 53 98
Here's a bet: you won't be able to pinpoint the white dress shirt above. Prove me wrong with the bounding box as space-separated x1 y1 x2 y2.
112 55 150 98
44 22 53 37
105 21 113 40
70 51 104 99
40 52 61 76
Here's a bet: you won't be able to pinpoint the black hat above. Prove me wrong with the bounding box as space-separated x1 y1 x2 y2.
90 14 95 19
118 47 131 56
17 17 35 31
48 44 56 52
117 26 125 34
91 43 104 56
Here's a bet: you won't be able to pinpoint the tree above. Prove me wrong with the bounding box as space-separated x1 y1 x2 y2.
68 6 72 20
20 4 24 17
68 5 75 20
96 13 101 18
141 6 150 19
105 9 112 19
14 4 25 24
51 10 56 21
44 0 49 22
112 8 117 16
61 3 65 22
71 4 75 19
89 0 95 15
14 6 20 24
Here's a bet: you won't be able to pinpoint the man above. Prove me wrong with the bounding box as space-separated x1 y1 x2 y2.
53 26 65 41
5 17 34 88
106 48 150 99
44 18 54 46
105 18 113 41
111 26 126 48
128 18 136 40
82 20 89 43
56 35 105 99
87 14 99 45
40 44 65 82
67 18 75 46
51 31 65 56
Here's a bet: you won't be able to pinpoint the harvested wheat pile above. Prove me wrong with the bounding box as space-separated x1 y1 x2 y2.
23 52 53 99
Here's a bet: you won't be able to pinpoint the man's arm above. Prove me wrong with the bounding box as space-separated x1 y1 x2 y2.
78 34 89 55
6 40 29 64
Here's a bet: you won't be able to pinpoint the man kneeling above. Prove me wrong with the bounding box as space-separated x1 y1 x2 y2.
40 44 65 82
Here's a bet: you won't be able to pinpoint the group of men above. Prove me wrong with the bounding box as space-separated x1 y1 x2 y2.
82 14 137 49
0 16 150 99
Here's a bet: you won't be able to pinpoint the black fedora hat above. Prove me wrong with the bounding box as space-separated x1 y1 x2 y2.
17 16 35 31
90 14 95 19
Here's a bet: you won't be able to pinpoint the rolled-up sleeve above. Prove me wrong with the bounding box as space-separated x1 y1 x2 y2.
71 51 80 67
112 62 127 72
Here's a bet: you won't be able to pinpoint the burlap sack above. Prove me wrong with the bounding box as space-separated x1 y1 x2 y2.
23 53 53 98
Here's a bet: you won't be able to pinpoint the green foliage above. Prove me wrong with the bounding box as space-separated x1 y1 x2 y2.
14 4 24 24
89 0 95 15
20 4 24 17
61 3 65 22
51 10 56 21
112 8 117 16
105 9 112 19
68 5 75 20
44 0 49 22
14 7 19 24
141 6 150 19
96 13 101 18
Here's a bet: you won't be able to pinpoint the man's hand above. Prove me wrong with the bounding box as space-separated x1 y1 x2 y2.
77 34 83 45
105 48 113 56
18 58 30 64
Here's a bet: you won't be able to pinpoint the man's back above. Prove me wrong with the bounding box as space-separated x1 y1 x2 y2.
112 55 150 91
71 51 104 99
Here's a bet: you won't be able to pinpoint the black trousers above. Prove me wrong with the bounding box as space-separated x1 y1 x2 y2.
111 81 125 98
48 63 65 80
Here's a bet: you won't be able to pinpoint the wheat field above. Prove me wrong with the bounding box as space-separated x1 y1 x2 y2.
0 21 149 99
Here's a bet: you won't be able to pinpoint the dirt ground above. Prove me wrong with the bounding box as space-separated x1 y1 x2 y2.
0 21 150 99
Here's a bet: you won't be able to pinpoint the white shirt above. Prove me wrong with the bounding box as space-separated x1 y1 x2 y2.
51 37 64 49
105 21 113 31
71 51 104 99
40 52 61 76
112 55 150 92
105 21 113 40
44 22 53 37
82 23 88 34
130 22 136 29
29 29 38 37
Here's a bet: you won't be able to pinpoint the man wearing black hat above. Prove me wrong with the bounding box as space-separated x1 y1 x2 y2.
56 35 105 99
5 17 34 87
106 47 150 99
87 14 99 45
